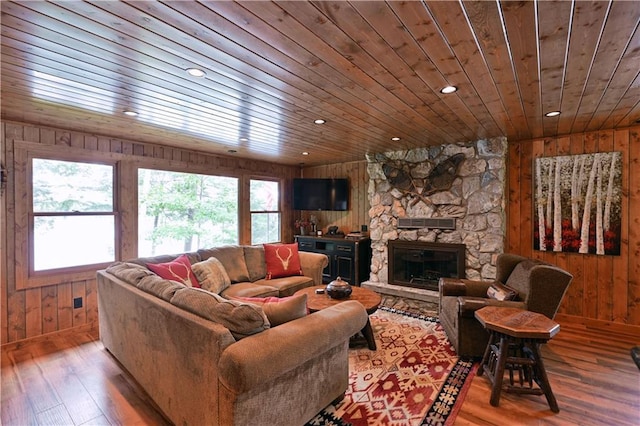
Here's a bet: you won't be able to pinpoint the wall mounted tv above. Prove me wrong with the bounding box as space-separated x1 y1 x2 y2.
292 178 349 211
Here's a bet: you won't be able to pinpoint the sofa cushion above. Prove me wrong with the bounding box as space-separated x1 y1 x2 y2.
147 254 200 288
487 282 518 301
263 243 303 279
221 282 280 299
105 262 155 286
231 293 308 326
192 256 231 294
170 287 269 339
197 246 250 283
137 275 186 301
251 276 314 297
244 245 267 282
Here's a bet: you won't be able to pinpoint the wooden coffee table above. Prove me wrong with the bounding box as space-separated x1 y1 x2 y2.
296 285 382 350
475 306 561 412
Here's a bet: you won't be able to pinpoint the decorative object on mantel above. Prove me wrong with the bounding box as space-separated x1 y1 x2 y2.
534 152 621 255
295 217 310 235
309 214 318 234
376 152 465 206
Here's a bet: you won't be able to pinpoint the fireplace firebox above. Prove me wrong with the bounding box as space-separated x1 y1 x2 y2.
388 240 466 291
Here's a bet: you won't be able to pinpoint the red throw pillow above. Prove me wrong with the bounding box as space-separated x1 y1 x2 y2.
147 254 200 288
263 243 303 279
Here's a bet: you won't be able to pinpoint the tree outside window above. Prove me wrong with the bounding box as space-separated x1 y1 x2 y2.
138 169 238 256
250 179 280 244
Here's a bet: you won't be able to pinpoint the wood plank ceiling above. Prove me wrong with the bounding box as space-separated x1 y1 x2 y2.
1 1 639 166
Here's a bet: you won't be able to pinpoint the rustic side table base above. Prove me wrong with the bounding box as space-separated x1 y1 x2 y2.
475 307 560 413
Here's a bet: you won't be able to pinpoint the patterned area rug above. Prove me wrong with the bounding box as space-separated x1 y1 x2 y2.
306 307 477 426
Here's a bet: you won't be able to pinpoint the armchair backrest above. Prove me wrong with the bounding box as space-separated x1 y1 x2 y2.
498 254 573 319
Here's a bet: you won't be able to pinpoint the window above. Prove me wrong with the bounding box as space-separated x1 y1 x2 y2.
31 158 116 272
250 179 281 244
138 169 238 256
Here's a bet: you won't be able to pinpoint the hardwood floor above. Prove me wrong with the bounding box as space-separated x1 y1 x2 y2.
2 311 639 425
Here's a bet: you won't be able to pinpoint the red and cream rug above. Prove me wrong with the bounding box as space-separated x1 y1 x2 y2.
306 308 477 426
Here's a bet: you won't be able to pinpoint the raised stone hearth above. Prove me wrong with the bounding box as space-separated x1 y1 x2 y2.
361 281 439 304
365 138 507 293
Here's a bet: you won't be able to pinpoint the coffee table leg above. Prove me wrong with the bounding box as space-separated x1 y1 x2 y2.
361 318 376 350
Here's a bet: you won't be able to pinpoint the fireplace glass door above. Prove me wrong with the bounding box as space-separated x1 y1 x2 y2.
388 241 465 291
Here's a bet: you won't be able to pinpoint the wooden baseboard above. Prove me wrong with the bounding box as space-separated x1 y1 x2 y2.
555 313 640 339
1 322 98 352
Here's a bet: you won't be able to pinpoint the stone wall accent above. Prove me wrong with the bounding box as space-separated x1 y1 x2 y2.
366 137 507 283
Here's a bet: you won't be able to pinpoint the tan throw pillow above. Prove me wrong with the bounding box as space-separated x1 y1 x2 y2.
192 257 231 294
487 282 518 301
170 287 269 339
231 293 308 327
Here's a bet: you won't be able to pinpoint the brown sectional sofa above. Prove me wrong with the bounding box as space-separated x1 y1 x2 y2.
97 244 369 425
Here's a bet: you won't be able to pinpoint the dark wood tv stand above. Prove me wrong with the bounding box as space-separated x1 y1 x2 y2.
295 235 371 286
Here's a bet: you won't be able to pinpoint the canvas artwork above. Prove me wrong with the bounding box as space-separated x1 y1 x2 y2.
534 152 622 255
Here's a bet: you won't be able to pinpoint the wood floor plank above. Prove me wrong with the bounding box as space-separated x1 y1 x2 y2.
35 404 74 426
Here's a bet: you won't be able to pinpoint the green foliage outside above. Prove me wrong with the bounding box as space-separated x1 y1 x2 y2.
139 169 238 255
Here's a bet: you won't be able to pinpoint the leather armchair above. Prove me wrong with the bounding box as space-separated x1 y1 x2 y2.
438 254 573 357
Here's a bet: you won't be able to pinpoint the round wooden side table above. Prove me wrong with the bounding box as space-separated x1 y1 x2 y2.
296 285 382 350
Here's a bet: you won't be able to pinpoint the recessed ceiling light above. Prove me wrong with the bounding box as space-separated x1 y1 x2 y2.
391 137 401 141
302 151 309 156
545 111 561 117
440 85 457 94
314 119 326 124
239 137 248 142
186 68 206 77
123 110 138 117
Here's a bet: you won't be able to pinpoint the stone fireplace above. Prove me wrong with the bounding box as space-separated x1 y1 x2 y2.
388 240 465 291
361 138 507 300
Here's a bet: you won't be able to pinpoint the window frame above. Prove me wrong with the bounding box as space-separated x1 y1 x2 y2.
136 166 241 257
249 177 282 244
15 142 121 289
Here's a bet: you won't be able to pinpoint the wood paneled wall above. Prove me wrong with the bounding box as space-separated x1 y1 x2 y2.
1 121 299 344
507 128 639 326
300 161 370 235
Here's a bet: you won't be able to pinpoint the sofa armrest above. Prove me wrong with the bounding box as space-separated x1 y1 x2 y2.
218 300 367 393
458 296 527 318
298 251 329 285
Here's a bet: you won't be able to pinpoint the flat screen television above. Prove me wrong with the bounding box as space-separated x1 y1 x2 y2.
292 178 349 211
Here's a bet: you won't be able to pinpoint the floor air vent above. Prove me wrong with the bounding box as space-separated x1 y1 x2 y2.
397 217 456 230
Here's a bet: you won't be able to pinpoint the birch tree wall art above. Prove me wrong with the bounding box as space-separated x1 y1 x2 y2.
534 152 621 255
